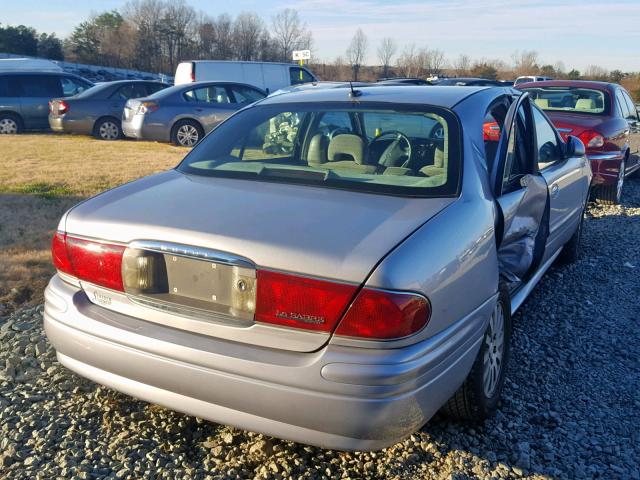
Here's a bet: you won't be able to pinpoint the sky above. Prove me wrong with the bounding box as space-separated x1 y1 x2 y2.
3 0 640 71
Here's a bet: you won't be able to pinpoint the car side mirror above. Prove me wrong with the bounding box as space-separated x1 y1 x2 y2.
565 135 585 158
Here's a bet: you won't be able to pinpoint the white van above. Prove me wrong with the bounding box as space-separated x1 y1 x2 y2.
175 61 317 94
0 58 63 72
514 76 553 86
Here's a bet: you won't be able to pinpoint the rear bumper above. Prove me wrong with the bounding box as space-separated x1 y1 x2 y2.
44 274 490 450
588 151 624 186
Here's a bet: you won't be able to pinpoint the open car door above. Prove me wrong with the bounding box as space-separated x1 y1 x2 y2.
490 93 550 294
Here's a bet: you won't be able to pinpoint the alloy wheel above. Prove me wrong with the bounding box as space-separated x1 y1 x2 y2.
177 125 199 146
482 301 505 398
99 121 120 140
0 118 18 134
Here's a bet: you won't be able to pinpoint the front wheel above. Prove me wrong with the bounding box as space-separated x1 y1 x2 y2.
595 159 624 205
442 285 512 421
171 120 203 147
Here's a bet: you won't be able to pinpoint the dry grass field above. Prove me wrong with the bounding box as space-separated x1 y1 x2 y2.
0 134 187 310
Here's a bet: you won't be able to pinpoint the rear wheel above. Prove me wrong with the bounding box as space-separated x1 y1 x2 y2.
595 159 624 205
442 285 511 421
94 117 122 140
171 119 203 147
0 113 22 134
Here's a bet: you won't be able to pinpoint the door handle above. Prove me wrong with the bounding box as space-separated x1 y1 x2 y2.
550 183 560 198
195 108 204 112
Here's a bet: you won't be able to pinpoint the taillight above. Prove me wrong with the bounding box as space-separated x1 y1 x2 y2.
578 130 604 149
335 288 430 339
255 270 430 339
255 270 358 332
51 232 125 291
136 101 159 114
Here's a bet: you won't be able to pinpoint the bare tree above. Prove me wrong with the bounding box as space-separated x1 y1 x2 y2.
213 14 234 60
271 8 311 62
346 28 368 81
233 12 264 61
512 50 539 76
453 54 471 77
426 48 446 76
377 37 396 78
584 65 609 81
395 44 420 78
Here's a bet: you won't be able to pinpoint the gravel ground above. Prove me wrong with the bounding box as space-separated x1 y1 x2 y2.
1 179 639 480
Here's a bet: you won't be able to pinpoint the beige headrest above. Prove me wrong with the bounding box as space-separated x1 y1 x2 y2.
327 134 367 164
576 98 595 110
535 98 549 109
307 134 327 165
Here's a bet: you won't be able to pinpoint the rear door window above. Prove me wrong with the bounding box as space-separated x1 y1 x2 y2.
61 77 90 97
622 90 638 120
113 83 149 100
229 85 265 104
184 85 233 104
615 90 631 119
18 75 62 98
145 83 166 95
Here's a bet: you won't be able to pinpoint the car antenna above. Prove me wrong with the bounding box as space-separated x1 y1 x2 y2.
349 81 362 98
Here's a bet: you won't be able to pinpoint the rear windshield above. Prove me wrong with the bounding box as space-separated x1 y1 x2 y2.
178 103 461 197
521 86 609 115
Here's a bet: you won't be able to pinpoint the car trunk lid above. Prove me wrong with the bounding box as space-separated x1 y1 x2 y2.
63 170 455 351
544 111 608 141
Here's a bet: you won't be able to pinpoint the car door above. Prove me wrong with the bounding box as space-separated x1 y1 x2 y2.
621 89 640 169
490 93 550 292
17 74 63 129
532 105 589 257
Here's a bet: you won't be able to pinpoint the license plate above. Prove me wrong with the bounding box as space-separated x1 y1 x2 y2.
161 254 256 320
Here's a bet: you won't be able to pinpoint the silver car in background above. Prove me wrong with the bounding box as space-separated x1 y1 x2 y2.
122 81 266 147
45 86 591 450
49 80 169 140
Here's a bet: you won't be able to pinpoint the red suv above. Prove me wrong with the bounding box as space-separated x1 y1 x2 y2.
517 80 640 204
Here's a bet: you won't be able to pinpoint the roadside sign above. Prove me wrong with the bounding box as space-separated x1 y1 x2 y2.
292 50 311 61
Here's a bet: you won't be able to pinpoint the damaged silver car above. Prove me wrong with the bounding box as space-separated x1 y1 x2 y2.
44 85 591 450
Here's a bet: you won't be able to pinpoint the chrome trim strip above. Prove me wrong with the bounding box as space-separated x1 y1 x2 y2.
556 127 573 133
587 152 623 161
511 248 562 313
128 240 255 268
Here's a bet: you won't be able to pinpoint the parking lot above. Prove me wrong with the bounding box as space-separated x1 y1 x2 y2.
0 132 638 479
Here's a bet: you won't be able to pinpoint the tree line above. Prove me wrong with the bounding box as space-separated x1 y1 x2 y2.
0 0 638 99
65 0 312 74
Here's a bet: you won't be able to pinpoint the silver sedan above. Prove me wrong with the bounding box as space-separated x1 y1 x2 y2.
45 85 591 450
121 81 266 147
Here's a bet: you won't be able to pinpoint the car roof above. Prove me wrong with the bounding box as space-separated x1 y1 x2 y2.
258 85 502 108
516 80 615 91
0 70 81 77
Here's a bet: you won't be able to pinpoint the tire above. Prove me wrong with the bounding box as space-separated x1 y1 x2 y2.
94 117 122 140
595 158 624 205
442 285 512 421
0 112 22 134
171 119 203 147
556 198 587 265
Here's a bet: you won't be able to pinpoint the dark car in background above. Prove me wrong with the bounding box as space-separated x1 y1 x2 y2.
0 71 93 134
517 80 640 204
122 81 266 147
49 80 169 140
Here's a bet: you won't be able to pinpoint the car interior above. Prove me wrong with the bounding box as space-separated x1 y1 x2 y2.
524 87 606 114
183 108 459 192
